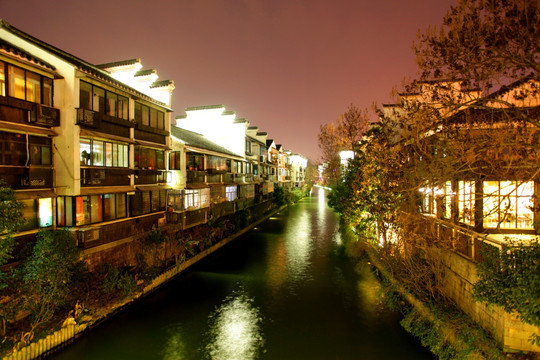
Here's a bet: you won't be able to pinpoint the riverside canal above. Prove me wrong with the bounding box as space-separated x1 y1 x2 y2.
50 187 434 360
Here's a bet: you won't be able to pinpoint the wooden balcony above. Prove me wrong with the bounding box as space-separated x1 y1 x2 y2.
134 122 168 145
0 96 59 127
76 108 132 138
187 170 205 184
135 169 169 185
0 166 53 189
80 167 132 187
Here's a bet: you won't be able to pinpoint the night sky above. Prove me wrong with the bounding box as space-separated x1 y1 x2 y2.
0 0 456 162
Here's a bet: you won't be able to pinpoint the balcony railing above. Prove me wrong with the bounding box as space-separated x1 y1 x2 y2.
0 166 53 189
81 168 132 186
29 104 60 127
187 170 205 184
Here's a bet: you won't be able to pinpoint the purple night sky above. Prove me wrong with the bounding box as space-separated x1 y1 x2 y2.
0 0 456 162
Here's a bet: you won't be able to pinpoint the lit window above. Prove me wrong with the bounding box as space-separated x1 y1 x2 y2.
483 181 534 229
458 181 474 225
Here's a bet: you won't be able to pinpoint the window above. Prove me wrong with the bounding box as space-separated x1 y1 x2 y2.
80 138 129 167
19 198 53 231
169 151 181 170
483 181 534 229
8 65 25 100
134 102 165 129
134 146 165 170
187 153 204 171
226 185 237 202
207 156 226 171
0 131 51 166
245 139 251 154
2 63 53 104
93 87 105 114
26 72 41 103
59 193 127 226
80 81 127 119
184 189 200 209
0 61 5 96
458 181 475 226
211 185 225 203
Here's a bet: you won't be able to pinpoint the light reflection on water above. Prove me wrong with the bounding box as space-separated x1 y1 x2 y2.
284 212 313 285
203 286 264 360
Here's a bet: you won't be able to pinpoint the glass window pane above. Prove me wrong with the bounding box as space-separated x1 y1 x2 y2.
156 150 164 169
38 198 53 227
26 72 41 103
105 142 113 167
150 108 158 128
90 195 102 223
483 181 499 228
93 87 105 114
8 65 25 99
92 140 104 166
123 145 129 167
134 102 142 123
20 199 38 231
116 194 126 218
0 61 5 96
112 143 119 167
76 196 90 226
57 196 65 227
103 194 115 221
43 77 53 106
158 111 164 129
80 81 92 110
118 95 128 119
80 138 91 165
106 92 118 117
142 105 149 126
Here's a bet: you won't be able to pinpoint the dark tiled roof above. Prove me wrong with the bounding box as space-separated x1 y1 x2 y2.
257 132 267 136
135 69 156 77
0 20 171 109
185 104 224 111
96 58 140 69
171 126 242 158
247 126 258 130
266 139 274 147
0 38 56 71
151 79 174 88
234 118 248 123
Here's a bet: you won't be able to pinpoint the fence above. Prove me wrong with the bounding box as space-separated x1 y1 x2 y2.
2 324 88 360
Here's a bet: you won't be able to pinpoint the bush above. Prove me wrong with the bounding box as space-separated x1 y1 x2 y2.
101 263 137 298
22 229 85 327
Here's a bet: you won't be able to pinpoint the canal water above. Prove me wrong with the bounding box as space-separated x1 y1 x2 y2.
50 187 434 360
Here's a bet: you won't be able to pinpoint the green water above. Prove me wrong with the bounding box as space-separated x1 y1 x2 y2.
50 187 434 359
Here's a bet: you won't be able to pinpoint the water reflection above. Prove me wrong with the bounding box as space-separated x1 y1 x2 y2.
163 325 188 360
204 286 264 360
284 212 313 285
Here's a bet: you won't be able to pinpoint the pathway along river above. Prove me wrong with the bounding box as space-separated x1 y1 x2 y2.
50 187 434 360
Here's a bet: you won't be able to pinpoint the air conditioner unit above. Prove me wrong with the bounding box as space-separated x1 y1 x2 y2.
78 227 101 247
29 104 59 126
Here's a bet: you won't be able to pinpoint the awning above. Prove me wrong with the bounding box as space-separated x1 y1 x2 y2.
80 185 135 195
80 129 136 144
0 120 56 136
134 139 170 150
15 189 57 200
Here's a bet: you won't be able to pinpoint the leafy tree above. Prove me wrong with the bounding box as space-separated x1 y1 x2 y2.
318 104 370 185
414 0 540 127
22 229 84 328
0 182 24 274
